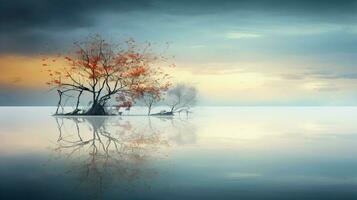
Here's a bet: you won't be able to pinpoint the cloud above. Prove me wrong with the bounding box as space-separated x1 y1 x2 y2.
301 81 340 92
2 0 357 54
225 32 262 39
1 0 152 31
153 0 357 20
189 45 206 49
0 0 153 54
281 71 357 81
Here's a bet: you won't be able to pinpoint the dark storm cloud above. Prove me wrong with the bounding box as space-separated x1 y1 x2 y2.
1 0 153 31
0 31 53 54
3 0 356 30
1 0 357 54
157 0 357 19
0 0 153 53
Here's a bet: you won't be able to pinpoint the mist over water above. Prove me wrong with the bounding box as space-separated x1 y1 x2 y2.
1 107 357 200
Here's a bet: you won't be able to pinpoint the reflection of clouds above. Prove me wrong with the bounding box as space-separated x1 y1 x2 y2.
280 121 357 141
166 118 197 145
281 131 357 141
51 116 197 196
197 108 357 144
145 116 197 145
224 172 261 180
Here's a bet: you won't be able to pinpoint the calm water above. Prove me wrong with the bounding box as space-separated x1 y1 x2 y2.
1 107 357 200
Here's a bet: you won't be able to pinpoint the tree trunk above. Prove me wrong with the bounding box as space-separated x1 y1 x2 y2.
66 90 84 115
170 106 175 113
75 90 83 111
148 104 152 116
55 90 63 115
85 101 107 115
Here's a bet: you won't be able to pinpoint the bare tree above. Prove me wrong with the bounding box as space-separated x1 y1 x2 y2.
141 92 160 115
165 83 197 114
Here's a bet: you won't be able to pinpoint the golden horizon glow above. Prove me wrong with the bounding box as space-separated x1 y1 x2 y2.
0 55 63 89
1 54 357 105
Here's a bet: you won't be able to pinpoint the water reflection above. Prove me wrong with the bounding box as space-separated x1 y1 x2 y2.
51 116 196 198
4 107 357 199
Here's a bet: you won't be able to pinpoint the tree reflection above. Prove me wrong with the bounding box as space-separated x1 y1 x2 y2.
52 116 196 198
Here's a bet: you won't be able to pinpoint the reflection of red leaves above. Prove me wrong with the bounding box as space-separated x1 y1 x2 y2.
118 122 132 131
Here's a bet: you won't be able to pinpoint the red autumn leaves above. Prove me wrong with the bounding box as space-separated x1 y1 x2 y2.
42 35 172 112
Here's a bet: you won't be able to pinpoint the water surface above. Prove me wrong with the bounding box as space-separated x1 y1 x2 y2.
1 107 357 200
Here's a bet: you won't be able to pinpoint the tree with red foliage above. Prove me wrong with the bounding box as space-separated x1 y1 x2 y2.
139 83 171 115
44 35 171 115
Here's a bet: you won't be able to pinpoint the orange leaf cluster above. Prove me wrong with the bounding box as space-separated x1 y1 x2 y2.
125 66 147 78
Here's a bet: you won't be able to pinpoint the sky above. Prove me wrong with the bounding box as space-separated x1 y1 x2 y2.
1 0 357 106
